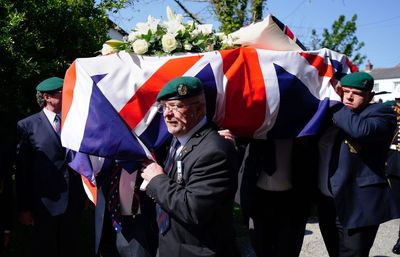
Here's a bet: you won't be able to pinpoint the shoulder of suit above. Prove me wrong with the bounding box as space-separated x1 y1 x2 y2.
17 111 43 127
360 103 393 115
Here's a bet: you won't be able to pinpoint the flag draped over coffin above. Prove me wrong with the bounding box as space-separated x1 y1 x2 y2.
61 47 356 201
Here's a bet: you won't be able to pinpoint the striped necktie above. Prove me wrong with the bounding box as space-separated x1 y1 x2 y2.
54 113 61 135
108 164 123 232
157 138 180 234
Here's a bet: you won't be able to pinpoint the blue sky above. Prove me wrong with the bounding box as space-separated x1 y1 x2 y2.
108 0 400 69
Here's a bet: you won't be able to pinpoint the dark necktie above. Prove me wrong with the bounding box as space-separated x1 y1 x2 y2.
157 138 180 234
108 164 122 232
54 114 61 135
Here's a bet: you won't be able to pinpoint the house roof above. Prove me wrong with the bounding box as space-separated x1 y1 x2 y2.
108 18 128 37
368 65 400 80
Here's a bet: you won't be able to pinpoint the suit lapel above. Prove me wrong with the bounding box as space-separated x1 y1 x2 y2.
38 110 63 150
168 123 213 181
176 123 213 161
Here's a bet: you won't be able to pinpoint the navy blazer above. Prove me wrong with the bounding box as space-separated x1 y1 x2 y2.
16 110 83 216
328 103 400 229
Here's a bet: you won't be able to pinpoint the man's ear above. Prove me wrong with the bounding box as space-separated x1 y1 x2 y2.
42 92 51 101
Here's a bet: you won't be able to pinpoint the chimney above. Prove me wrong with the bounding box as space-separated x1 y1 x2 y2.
365 60 373 72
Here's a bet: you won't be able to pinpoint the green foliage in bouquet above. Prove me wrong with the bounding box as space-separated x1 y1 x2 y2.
101 6 237 56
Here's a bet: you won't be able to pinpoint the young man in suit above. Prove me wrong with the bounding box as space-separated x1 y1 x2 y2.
15 77 86 257
317 72 400 257
141 76 240 257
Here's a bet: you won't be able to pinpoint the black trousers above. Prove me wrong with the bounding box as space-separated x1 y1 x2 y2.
250 188 308 257
317 193 379 257
99 213 158 257
32 205 84 257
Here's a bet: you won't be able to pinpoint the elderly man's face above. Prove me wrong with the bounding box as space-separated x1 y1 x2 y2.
341 87 373 112
160 97 203 137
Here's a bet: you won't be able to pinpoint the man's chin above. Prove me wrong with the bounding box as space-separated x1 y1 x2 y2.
344 103 354 110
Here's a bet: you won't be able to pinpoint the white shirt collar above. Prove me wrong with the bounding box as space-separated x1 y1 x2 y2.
42 108 58 123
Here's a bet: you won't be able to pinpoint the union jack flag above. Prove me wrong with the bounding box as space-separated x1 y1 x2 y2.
61 47 356 203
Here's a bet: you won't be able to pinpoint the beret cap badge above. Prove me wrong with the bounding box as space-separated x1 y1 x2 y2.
177 84 188 96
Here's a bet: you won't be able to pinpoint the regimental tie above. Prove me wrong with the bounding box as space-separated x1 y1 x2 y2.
54 113 61 136
157 138 180 234
108 164 123 232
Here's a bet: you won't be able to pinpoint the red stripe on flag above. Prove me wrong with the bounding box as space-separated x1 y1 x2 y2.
62 61 77 128
346 58 359 73
299 52 334 78
119 55 203 129
284 26 295 40
220 48 266 137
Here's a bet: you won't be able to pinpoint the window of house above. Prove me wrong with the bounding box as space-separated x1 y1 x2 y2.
394 81 400 92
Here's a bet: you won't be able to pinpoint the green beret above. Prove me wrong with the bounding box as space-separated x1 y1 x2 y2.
157 77 204 101
340 72 374 91
36 77 64 92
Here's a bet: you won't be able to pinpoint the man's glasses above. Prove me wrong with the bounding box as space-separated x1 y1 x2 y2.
157 102 199 113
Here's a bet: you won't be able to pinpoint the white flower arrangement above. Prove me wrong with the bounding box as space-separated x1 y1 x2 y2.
101 6 237 56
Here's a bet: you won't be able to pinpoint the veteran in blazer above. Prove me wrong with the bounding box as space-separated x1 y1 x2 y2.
141 77 240 257
15 77 85 257
317 72 400 257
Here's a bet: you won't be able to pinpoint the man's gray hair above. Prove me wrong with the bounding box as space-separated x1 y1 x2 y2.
36 91 46 108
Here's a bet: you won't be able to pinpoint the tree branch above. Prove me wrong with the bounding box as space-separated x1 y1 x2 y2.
173 0 203 24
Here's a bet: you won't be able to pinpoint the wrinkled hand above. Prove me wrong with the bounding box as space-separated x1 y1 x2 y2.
19 211 34 226
141 161 164 183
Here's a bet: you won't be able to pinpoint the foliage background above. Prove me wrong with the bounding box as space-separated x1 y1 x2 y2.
0 0 110 146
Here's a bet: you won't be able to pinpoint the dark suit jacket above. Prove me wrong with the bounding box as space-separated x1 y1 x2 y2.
146 122 239 257
328 103 400 229
16 110 84 217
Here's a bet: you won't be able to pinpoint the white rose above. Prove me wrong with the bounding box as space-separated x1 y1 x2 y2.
162 33 178 53
132 39 149 55
100 44 116 56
